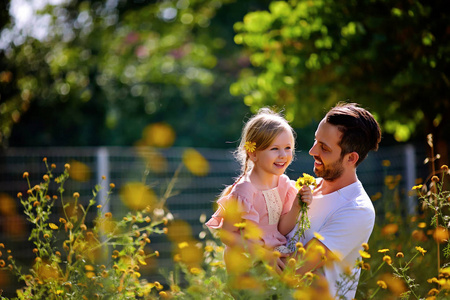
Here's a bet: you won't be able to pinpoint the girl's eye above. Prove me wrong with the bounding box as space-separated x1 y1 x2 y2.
271 147 278 151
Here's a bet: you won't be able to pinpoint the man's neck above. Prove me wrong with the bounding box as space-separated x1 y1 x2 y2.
317 171 358 195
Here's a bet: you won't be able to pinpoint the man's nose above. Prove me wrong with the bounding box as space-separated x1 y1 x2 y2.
309 142 317 156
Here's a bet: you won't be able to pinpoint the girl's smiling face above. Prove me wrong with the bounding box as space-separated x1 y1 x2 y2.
250 129 294 178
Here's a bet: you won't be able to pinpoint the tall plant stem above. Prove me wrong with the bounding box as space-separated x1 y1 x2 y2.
429 134 440 272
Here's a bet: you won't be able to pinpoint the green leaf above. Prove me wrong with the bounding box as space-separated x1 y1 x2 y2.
269 1 292 18
243 11 273 33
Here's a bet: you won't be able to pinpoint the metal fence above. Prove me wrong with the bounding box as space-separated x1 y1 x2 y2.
0 144 429 293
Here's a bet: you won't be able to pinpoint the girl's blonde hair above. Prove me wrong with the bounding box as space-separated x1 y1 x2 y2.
221 108 296 197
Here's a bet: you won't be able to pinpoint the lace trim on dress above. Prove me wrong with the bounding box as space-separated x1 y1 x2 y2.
262 188 282 225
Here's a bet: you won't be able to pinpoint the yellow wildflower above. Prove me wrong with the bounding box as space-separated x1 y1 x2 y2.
377 280 387 289
382 160 391 167
359 250 371 259
189 267 202 275
244 141 256 153
416 246 427 256
412 184 423 190
234 222 246 229
295 173 317 189
418 222 427 228
362 243 369 251
383 255 392 265
49 223 58 230
178 242 189 249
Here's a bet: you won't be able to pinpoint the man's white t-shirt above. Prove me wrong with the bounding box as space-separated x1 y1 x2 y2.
286 179 375 299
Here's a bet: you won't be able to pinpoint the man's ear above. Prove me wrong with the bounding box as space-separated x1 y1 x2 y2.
347 152 359 166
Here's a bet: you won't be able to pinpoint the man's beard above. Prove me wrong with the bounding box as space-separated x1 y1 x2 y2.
313 156 344 181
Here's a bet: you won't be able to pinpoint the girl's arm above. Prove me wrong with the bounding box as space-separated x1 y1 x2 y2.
278 186 312 235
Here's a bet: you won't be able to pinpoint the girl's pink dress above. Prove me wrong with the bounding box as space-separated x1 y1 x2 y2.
205 174 298 249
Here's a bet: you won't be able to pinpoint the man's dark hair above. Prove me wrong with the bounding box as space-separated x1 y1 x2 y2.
325 102 382 166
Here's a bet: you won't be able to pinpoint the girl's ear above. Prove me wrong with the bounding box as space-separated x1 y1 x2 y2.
248 151 257 162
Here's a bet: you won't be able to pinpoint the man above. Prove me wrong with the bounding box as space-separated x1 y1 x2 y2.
286 102 382 299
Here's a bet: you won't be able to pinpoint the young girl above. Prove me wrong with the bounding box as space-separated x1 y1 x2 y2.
205 108 312 271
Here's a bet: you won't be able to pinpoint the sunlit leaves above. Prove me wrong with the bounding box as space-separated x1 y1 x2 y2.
232 0 450 141
243 11 273 33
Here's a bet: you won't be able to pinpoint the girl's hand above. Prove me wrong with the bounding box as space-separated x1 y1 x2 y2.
299 185 313 206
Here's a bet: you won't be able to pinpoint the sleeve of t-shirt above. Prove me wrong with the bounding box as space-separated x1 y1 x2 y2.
317 204 375 260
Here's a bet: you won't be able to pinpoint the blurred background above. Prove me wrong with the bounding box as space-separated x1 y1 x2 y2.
0 0 448 296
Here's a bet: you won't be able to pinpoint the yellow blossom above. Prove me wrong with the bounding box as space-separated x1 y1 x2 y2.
234 222 246 229
383 255 392 265
49 223 58 230
295 173 317 189
362 243 369 251
418 222 427 228
378 249 390 253
412 184 423 190
377 280 387 289
428 288 439 296
178 242 189 249
359 250 371 259
244 141 256 153
416 246 427 256
189 267 202 275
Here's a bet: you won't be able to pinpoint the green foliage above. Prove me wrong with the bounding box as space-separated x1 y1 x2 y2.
0 0 251 147
231 0 450 142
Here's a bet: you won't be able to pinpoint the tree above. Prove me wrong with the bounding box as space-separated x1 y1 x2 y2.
0 0 271 148
231 0 450 148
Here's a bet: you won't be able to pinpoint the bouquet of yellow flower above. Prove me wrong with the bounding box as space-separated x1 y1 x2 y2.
288 173 316 250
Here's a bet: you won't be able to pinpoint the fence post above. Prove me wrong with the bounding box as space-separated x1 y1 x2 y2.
405 144 416 216
96 147 110 212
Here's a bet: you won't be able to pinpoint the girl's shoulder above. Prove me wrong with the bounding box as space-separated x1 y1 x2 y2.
230 179 258 199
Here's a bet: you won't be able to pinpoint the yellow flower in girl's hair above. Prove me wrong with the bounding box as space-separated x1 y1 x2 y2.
244 141 256 153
